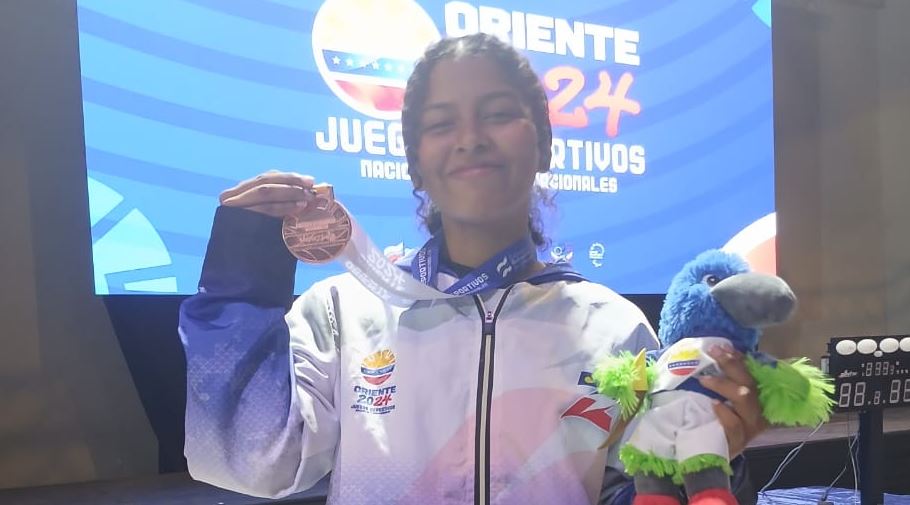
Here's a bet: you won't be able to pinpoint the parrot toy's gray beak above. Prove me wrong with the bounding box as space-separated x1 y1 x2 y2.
711 273 797 328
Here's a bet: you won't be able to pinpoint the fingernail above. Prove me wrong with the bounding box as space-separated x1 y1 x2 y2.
737 386 750 397
708 345 724 358
295 200 307 207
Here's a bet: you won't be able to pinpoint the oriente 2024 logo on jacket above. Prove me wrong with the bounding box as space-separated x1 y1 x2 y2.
352 349 398 415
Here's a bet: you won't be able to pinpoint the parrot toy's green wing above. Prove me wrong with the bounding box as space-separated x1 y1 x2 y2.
746 355 835 426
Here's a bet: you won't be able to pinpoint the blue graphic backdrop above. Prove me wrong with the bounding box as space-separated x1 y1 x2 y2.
77 0 774 295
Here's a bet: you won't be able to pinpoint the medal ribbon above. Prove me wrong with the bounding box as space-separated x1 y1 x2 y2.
285 195 580 306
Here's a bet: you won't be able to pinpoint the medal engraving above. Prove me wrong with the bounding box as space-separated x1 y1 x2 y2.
282 185 352 263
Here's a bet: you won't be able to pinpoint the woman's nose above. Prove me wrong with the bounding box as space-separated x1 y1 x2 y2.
455 120 489 152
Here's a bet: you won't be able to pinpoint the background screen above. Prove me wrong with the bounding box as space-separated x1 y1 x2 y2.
77 0 775 295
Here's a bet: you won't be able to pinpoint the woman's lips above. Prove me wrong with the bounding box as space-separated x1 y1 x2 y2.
449 164 502 178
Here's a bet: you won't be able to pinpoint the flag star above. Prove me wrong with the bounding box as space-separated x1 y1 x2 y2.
345 58 354 66
384 63 392 71
371 61 380 69
332 56 341 65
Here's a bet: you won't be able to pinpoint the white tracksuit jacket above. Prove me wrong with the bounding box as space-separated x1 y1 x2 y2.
179 206 659 505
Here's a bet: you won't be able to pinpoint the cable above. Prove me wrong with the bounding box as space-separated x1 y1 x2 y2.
819 436 857 497
758 421 825 493
758 420 826 501
848 416 858 505
819 423 859 504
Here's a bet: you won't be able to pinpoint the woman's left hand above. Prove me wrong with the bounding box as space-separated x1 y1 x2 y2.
698 345 769 458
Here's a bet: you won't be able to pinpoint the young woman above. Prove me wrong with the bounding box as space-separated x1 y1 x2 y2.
180 33 766 505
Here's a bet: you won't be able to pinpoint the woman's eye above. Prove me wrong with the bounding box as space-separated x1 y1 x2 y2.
703 274 721 287
484 110 516 122
423 120 453 133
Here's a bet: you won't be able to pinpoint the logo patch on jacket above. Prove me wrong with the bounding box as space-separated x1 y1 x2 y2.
561 396 614 432
361 349 396 385
352 348 397 415
562 371 614 432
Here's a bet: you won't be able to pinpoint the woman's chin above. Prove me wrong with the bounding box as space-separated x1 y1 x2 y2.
444 207 528 230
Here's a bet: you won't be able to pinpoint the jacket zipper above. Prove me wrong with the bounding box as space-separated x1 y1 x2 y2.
473 286 513 505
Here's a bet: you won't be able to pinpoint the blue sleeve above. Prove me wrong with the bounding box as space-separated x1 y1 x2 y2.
193 205 296 307
179 206 338 498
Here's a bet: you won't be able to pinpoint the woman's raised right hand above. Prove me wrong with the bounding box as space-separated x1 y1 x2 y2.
219 170 317 218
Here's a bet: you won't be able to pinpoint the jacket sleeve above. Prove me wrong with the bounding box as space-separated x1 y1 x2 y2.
179 206 340 498
611 308 661 356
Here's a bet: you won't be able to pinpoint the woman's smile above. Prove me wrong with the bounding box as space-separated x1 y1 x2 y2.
448 162 505 179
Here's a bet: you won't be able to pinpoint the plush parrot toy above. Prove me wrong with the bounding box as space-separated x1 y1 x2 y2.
595 250 834 505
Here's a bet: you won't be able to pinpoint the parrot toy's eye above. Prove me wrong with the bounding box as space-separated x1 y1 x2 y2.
703 274 721 287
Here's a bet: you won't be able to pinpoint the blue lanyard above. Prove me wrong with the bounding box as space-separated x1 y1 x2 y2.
409 234 570 296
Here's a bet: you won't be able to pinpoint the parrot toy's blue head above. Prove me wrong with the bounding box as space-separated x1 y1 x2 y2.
657 250 797 352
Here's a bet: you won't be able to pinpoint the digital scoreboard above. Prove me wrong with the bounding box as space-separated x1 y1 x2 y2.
824 335 910 411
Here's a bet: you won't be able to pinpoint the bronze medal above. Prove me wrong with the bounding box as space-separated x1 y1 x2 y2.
282 184 353 264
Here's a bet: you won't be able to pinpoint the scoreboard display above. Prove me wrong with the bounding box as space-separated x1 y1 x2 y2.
824 335 910 411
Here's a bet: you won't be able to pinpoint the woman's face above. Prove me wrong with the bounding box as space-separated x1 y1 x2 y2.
415 55 541 230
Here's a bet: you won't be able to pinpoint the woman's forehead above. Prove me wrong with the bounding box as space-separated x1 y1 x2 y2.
423 56 521 105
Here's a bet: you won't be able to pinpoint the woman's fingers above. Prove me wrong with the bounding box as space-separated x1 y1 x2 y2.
708 346 756 389
220 171 315 204
699 374 754 408
220 183 314 209
712 400 748 457
701 373 766 440
699 346 769 453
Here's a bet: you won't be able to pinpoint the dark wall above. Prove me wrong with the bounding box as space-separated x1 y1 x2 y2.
0 0 156 489
765 0 910 360
103 297 189 473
